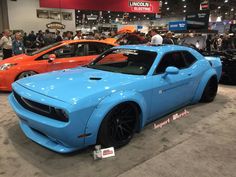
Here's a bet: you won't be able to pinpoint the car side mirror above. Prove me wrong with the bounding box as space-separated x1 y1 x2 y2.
48 54 56 63
162 66 179 78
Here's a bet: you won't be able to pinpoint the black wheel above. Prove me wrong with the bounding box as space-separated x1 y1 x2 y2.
200 76 218 102
17 71 37 80
97 102 139 148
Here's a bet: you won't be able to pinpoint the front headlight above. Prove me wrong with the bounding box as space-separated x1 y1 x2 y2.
0 63 17 71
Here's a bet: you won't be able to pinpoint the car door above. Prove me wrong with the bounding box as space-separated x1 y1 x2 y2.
149 51 196 120
47 43 84 71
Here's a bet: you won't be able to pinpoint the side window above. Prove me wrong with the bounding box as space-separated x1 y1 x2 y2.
182 51 197 66
40 44 76 60
74 43 86 56
97 43 113 53
155 52 187 74
87 43 113 55
88 43 100 55
54 44 76 58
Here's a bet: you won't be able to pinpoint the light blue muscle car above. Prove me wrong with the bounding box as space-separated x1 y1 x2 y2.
9 45 222 153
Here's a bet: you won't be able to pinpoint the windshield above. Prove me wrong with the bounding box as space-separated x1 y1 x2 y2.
27 42 62 56
87 48 157 75
113 33 126 40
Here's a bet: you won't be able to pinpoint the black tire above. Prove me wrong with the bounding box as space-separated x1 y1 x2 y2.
200 76 218 103
16 71 37 80
97 102 139 148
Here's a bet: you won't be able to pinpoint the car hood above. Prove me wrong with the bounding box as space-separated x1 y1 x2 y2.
0 54 32 65
16 67 142 105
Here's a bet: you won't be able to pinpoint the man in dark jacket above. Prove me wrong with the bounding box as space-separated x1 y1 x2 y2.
55 30 63 42
163 31 175 44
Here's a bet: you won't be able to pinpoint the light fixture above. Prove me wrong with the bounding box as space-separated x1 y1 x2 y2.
216 16 222 22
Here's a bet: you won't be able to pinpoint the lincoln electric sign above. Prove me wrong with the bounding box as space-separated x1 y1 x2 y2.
40 0 159 14
129 1 153 12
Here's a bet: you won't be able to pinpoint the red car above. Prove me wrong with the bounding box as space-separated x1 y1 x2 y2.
0 40 116 91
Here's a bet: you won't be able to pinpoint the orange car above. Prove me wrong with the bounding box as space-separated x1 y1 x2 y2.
104 26 136 44
0 40 116 91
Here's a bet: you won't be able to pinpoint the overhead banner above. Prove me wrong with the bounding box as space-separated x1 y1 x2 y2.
40 0 160 14
186 11 210 30
169 21 187 31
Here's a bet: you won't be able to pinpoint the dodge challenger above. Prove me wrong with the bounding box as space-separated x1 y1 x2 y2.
9 45 222 153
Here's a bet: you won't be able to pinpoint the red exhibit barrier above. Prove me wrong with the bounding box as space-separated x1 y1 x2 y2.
39 0 160 14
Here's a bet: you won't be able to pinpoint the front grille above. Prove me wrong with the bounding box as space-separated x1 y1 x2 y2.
13 90 68 122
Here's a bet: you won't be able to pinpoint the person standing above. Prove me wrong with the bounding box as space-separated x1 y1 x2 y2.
149 29 163 45
36 30 45 47
206 35 212 52
74 30 82 40
28 31 36 43
55 30 63 42
64 31 73 40
0 29 13 59
163 31 175 44
12 32 25 56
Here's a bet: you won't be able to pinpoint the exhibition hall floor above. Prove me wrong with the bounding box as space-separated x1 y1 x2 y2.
0 85 236 177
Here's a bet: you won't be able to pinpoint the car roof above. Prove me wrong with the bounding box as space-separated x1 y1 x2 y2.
114 45 195 53
62 40 117 46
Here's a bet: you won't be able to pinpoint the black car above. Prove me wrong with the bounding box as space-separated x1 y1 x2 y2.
202 50 236 85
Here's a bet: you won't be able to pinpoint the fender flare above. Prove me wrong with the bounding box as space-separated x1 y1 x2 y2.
192 69 217 104
84 91 148 146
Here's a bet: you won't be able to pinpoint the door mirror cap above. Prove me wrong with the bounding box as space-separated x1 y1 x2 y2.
162 66 179 78
165 66 179 75
48 54 56 63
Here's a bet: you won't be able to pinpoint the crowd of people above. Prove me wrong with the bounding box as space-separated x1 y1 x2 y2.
0 28 236 60
206 34 236 52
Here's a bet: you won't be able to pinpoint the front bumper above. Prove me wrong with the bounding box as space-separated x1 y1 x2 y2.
0 71 13 91
8 84 91 153
19 119 78 153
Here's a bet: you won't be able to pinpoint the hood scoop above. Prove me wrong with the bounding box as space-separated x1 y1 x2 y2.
89 77 102 80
